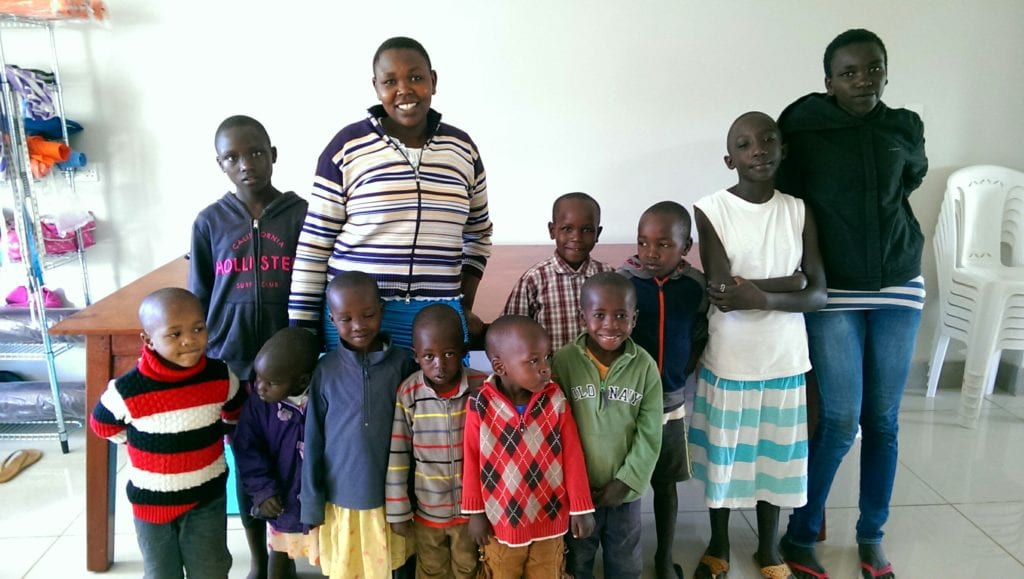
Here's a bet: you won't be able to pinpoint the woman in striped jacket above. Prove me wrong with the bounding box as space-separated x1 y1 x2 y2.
288 36 492 350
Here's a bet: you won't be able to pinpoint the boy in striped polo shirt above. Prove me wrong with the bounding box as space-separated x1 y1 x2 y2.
386 304 487 578
90 288 244 578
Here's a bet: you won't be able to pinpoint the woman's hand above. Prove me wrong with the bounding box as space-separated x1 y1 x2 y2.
465 309 485 342
708 276 767 312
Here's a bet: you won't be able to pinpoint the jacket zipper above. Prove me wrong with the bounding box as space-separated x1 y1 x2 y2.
252 218 262 338
656 277 666 373
407 166 423 302
390 131 434 302
443 397 458 517
361 356 370 427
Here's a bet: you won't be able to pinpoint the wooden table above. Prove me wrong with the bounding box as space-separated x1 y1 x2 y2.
51 243 690 572
50 256 191 572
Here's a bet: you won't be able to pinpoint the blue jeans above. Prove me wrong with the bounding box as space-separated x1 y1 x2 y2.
785 309 921 547
134 495 232 579
567 499 642 579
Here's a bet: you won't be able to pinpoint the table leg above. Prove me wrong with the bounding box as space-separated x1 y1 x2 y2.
85 335 115 572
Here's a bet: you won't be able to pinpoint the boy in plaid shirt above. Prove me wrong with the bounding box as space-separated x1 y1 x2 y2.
503 193 613 351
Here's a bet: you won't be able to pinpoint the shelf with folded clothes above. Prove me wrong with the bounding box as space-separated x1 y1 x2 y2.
0 14 98 454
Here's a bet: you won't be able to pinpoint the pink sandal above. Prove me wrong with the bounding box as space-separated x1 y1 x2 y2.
860 561 894 578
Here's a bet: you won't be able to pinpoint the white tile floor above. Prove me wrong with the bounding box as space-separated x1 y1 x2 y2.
2 386 1024 578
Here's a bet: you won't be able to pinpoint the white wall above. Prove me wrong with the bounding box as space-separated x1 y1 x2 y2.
3 0 1024 380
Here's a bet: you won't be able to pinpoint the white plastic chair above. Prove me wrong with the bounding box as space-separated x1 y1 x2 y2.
926 165 1024 427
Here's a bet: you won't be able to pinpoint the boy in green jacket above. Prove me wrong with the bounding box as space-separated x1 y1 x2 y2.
552 271 663 579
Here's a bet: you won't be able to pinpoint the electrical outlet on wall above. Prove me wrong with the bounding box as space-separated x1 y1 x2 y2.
74 166 99 183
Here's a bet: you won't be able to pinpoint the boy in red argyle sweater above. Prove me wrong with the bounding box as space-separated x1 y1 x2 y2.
462 315 595 578
90 288 244 578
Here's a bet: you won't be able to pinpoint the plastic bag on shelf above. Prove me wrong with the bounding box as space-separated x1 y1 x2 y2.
5 213 96 260
33 172 92 234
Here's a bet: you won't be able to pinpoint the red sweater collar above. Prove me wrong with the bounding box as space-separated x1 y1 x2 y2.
138 346 207 382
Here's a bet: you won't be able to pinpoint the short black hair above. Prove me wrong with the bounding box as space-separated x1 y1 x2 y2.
326 271 380 304
214 115 270 147
257 327 322 377
413 303 465 348
824 29 887 77
580 271 636 310
485 315 547 360
552 192 601 223
373 36 432 70
138 287 203 333
641 201 692 237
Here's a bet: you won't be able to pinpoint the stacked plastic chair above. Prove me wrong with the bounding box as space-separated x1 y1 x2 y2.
926 165 1024 427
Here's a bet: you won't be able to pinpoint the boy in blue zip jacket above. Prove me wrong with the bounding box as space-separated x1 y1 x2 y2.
189 115 308 578
618 201 708 579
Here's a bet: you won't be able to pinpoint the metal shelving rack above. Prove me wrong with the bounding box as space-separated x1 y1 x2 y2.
0 14 94 453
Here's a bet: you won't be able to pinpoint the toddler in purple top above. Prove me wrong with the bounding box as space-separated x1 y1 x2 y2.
233 327 321 579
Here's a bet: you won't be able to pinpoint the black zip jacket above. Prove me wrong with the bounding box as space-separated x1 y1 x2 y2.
776 93 928 290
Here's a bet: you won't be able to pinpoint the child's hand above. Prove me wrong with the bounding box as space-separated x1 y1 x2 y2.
791 271 808 291
257 496 284 519
468 513 493 546
593 479 630 508
708 276 767 312
570 513 595 539
390 520 412 537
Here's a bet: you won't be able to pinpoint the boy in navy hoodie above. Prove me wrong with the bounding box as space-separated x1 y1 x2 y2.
189 115 308 578
618 201 708 579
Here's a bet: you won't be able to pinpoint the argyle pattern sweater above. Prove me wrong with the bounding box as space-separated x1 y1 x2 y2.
89 347 243 524
461 377 594 547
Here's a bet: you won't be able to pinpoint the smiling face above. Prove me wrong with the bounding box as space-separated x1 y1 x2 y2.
548 197 602 270
724 113 784 184
413 322 465 394
327 286 383 354
826 41 887 117
373 48 437 143
215 125 276 196
637 211 692 278
141 298 208 370
580 284 636 362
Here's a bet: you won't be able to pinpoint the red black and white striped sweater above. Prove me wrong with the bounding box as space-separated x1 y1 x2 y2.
89 346 243 524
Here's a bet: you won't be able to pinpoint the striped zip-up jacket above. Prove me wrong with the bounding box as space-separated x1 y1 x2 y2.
385 368 487 527
89 347 243 524
288 105 492 328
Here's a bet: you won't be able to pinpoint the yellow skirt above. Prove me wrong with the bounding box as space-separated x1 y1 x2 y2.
318 503 414 579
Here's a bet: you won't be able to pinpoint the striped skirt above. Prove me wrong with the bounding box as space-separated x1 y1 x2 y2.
689 366 808 509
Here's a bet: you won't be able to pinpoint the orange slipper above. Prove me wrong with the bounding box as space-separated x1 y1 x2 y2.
0 449 43 483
